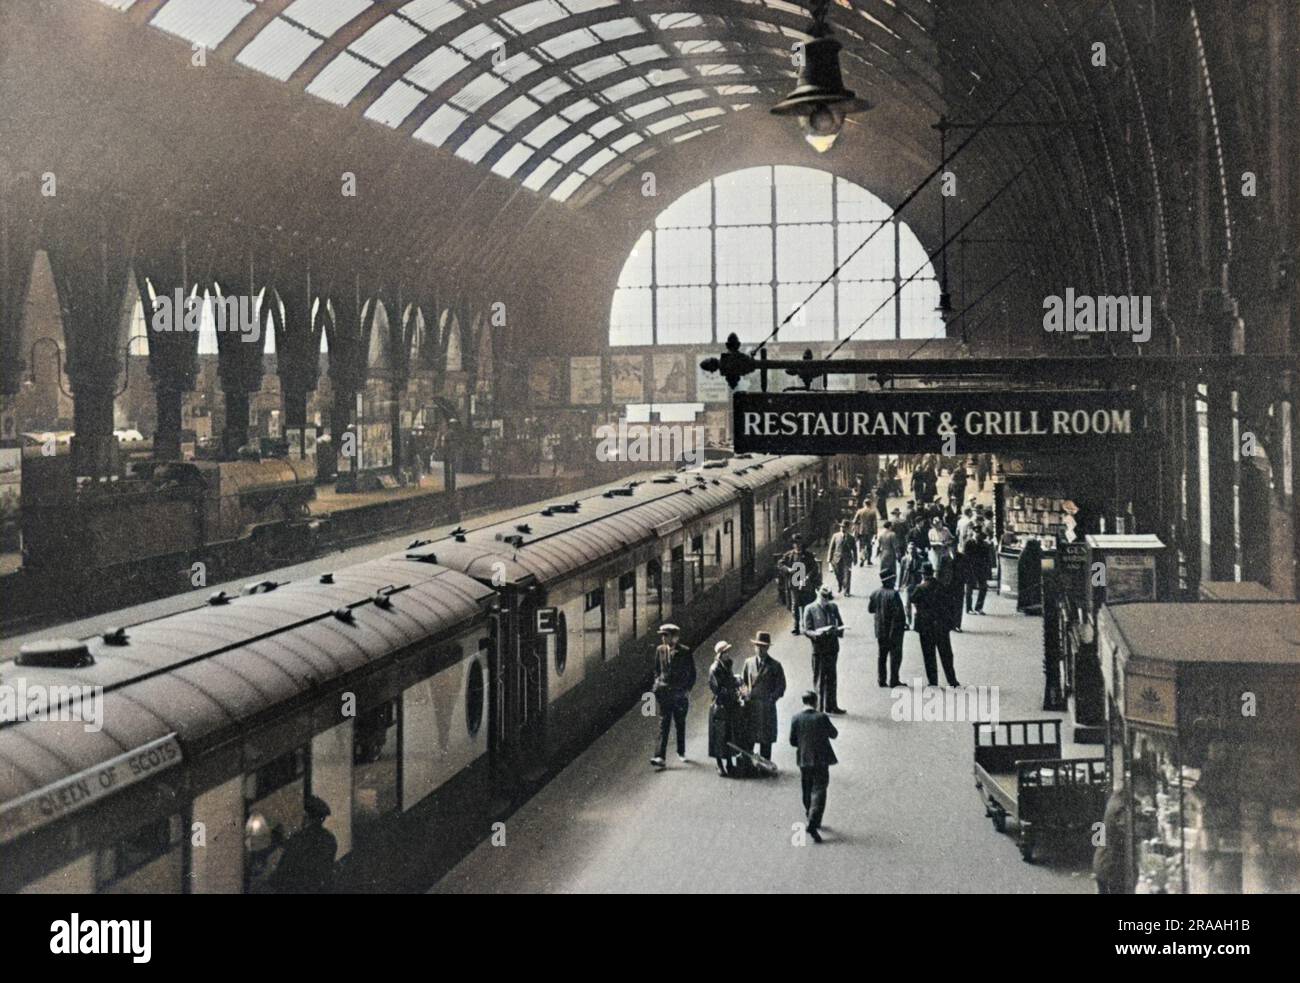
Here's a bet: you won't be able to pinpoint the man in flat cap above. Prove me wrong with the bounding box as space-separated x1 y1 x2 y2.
651 623 696 768
789 690 838 843
803 584 846 714
269 795 337 894
741 631 786 762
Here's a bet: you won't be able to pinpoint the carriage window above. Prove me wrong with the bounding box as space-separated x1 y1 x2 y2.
96 815 183 894
690 535 706 594
466 657 485 737
585 588 605 662
641 560 663 634
618 571 636 640
352 699 400 841
243 747 307 894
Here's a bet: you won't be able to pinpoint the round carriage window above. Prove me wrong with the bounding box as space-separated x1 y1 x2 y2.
554 611 568 675
466 659 485 737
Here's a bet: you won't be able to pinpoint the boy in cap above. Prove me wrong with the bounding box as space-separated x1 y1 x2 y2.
651 624 696 767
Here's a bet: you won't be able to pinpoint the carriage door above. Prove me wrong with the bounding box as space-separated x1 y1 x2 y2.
670 545 686 611
513 598 548 773
738 495 756 589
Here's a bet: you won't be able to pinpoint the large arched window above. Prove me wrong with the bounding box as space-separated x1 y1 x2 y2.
610 166 943 346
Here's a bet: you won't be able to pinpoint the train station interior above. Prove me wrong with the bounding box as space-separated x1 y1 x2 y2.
0 0 1297 900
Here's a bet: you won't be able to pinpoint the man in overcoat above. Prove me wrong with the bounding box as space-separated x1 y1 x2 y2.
789 691 838 843
741 631 786 761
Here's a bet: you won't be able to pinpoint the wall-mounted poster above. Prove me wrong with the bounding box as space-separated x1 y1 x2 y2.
703 409 730 446
695 357 750 403
652 353 688 401
569 356 603 405
610 354 645 403
528 358 563 406
0 447 21 520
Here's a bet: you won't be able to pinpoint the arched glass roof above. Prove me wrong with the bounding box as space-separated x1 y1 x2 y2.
92 0 941 208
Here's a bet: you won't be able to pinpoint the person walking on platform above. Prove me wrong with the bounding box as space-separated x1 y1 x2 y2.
826 520 858 596
741 631 786 761
875 520 899 584
778 535 820 635
911 563 961 687
948 460 968 509
803 585 846 714
853 498 877 567
707 640 740 777
874 482 889 522
651 624 696 768
868 572 907 688
789 691 838 844
936 541 963 632
898 544 923 629
268 795 337 894
964 530 991 615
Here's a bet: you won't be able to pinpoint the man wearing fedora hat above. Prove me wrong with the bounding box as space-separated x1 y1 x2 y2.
911 563 960 687
803 585 846 714
741 631 786 762
651 624 696 767
778 534 821 635
868 570 908 688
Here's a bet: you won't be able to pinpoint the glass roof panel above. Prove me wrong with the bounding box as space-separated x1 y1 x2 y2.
456 125 504 164
687 106 726 121
450 72 509 112
151 0 255 50
94 0 138 10
539 29 600 59
306 51 381 106
412 104 468 146
610 133 644 153
284 0 371 36
550 172 588 203
400 0 466 33
602 77 649 102
350 15 426 66
591 18 644 41
237 17 322 81
676 39 725 55
700 63 745 75
579 147 618 176
529 76 572 103
562 0 618 12
625 97 670 119
405 47 470 90
522 115 570 148
667 89 707 105
491 142 536 179
586 116 621 138
490 95 541 130
497 0 568 32
716 83 760 96
648 67 690 85
571 54 624 82
493 51 542 83
364 79 427 127
553 133 595 163
647 114 691 135
560 98 598 122
450 22 504 59
621 44 669 66
521 158 563 191
651 12 705 29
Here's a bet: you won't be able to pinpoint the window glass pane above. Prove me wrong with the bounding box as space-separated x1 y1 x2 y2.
610 288 652 345
776 283 835 341
897 222 936 279
838 280 896 340
655 287 712 344
716 226 772 284
836 222 894 281
654 227 711 286
836 176 893 222
899 279 944 338
714 166 771 225
617 230 653 287
774 165 833 223
777 223 834 282
655 182 711 229
717 285 772 344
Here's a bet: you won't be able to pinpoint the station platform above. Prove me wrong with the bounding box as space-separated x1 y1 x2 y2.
434 472 1098 894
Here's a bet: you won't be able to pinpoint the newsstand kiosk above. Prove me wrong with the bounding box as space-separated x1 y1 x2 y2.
1099 601 1300 893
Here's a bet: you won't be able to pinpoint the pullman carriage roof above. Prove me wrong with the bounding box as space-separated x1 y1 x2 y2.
402 454 820 586
0 558 492 809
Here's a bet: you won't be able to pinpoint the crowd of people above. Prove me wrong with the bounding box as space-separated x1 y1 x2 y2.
648 457 995 843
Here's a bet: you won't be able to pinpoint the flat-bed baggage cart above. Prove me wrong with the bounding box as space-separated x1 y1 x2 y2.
972 718 1108 862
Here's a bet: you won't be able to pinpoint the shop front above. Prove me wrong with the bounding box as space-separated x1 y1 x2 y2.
1099 602 1300 893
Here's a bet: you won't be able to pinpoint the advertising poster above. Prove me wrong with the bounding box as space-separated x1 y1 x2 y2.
569 356 603 405
695 357 750 403
652 353 688 401
610 354 645 403
528 359 563 406
1104 553 1157 603
0 447 21 519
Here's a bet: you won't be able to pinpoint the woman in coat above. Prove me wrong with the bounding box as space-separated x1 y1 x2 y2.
707 641 740 776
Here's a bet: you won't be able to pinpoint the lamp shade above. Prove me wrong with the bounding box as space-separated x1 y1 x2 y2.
770 36 870 118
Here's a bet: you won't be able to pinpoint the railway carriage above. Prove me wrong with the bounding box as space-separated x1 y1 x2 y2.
1 454 826 893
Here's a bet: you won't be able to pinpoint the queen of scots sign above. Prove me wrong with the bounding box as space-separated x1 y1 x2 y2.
732 389 1145 454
